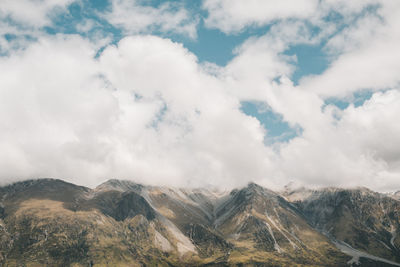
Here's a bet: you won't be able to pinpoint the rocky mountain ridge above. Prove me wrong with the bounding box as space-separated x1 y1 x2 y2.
1 178 400 266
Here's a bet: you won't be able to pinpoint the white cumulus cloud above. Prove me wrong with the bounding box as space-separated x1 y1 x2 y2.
0 0 400 192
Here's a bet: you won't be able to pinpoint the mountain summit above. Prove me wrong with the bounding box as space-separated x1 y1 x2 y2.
1 179 400 266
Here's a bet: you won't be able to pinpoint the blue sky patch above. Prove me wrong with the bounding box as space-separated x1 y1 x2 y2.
286 44 330 85
240 101 301 144
323 90 374 111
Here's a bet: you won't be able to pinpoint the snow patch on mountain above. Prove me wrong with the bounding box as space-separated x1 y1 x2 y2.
333 240 400 266
154 230 172 252
264 220 282 253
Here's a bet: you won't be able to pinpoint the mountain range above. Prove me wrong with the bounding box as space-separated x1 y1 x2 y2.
1 178 400 266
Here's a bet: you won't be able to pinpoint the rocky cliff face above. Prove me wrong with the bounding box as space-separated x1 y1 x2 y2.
284 187 400 266
0 179 400 266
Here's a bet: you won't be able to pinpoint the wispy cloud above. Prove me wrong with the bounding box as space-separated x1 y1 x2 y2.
104 0 199 39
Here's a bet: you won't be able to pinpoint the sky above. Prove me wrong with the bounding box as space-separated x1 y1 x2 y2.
0 0 400 191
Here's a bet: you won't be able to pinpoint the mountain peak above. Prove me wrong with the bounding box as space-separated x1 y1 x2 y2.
95 179 143 193
243 182 277 198
0 178 90 204
2 178 69 188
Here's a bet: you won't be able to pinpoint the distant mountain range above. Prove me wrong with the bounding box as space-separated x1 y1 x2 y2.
1 178 400 266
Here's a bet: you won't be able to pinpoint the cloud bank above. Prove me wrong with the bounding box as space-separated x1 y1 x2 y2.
0 0 399 191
